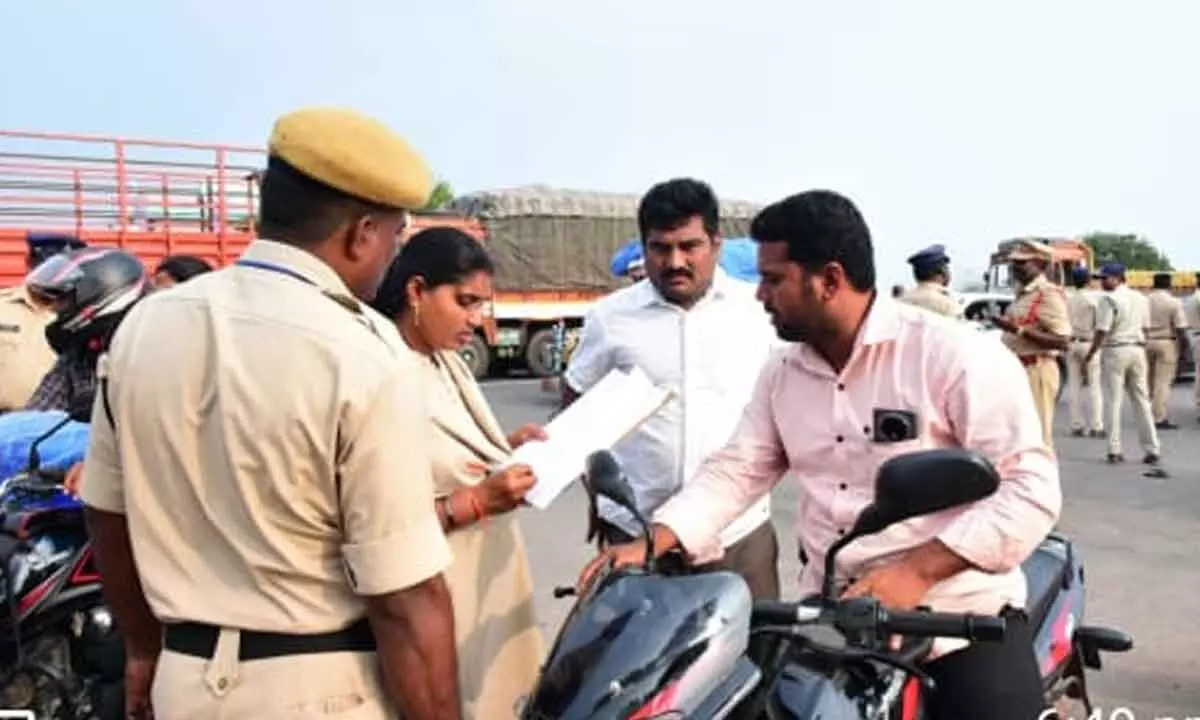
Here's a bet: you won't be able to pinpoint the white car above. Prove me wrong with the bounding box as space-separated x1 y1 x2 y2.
955 290 1070 397
956 291 1014 331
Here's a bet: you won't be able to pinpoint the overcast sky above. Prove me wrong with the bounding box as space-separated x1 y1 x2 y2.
3 0 1196 288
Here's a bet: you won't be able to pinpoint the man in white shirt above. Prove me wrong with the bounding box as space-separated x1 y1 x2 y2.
563 177 781 599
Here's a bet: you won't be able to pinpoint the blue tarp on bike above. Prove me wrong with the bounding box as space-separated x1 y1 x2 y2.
610 237 760 283
0 410 90 479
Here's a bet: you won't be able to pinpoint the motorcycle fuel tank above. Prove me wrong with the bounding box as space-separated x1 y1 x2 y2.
522 570 754 719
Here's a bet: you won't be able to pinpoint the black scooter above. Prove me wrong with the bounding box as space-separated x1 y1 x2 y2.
520 449 1131 719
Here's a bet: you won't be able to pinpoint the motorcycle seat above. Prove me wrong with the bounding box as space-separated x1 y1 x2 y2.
1021 540 1071 631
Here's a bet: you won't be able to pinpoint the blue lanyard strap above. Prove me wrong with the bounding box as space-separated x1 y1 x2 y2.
233 257 388 345
234 259 316 286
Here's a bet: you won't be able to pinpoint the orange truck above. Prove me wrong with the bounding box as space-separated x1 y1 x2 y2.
984 237 1095 291
0 129 760 379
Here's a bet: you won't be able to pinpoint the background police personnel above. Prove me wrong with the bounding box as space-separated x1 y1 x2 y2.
897 244 962 318
1087 262 1162 469
1145 271 1189 429
0 233 86 411
1065 265 1104 437
1186 272 1200 421
992 240 1071 450
80 108 462 720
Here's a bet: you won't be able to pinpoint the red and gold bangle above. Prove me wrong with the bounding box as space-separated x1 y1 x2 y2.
443 490 487 528
464 491 486 524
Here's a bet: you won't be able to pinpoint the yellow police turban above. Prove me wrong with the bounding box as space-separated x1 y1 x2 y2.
267 107 434 211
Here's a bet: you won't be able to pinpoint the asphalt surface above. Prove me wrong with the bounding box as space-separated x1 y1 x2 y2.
483 376 1200 718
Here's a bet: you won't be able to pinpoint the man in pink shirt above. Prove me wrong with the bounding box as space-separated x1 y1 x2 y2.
579 190 1061 720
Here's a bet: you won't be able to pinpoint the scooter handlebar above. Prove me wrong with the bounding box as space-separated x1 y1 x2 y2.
880 608 1006 642
750 600 1007 642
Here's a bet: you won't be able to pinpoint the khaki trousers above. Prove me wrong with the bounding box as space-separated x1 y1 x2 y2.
1066 340 1103 432
1193 335 1200 412
1101 346 1160 456
1145 338 1179 423
152 628 397 719
1023 356 1059 450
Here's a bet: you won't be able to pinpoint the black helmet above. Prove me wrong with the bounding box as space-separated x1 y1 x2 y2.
25 232 87 269
27 248 149 355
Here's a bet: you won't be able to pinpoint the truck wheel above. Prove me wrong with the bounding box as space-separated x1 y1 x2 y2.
459 334 491 379
525 328 558 378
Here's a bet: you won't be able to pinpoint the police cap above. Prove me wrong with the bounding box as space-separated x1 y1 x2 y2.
906 244 950 268
267 108 434 211
1099 262 1126 279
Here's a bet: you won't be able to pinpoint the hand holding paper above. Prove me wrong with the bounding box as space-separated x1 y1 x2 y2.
468 462 537 516
510 366 672 510
507 423 548 450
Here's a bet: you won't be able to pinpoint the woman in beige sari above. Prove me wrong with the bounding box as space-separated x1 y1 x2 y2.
370 227 545 719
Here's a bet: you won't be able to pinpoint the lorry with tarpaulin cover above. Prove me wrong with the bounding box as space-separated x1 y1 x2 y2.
0 130 771 377
444 185 762 377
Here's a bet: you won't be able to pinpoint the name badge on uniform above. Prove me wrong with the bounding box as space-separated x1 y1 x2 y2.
0 323 19 334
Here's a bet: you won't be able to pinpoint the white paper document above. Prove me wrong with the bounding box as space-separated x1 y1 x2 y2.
512 366 672 510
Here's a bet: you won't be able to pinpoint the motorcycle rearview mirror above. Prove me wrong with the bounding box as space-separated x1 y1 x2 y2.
821 448 1001 603
583 450 655 571
26 412 78 482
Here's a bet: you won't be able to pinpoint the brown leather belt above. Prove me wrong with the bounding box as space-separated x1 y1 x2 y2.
164 618 375 661
1017 355 1050 367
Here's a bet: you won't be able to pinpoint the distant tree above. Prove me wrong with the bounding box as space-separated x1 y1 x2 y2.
1082 232 1173 271
421 180 455 212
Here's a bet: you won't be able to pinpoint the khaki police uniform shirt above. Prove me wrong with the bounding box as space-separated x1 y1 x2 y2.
0 285 57 412
1065 287 1100 341
1184 291 1200 336
897 281 962 318
1146 289 1187 341
79 239 451 632
1095 284 1149 345
1002 274 1071 356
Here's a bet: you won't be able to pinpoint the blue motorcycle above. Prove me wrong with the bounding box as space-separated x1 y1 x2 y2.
0 411 123 719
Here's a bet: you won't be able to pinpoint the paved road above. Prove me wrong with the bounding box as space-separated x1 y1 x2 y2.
483 378 1200 718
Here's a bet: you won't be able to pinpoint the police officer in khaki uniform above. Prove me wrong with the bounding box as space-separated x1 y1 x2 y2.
0 284 57 411
1086 262 1162 468
897 244 962 318
79 108 462 720
1064 266 1104 437
992 240 1071 449
0 233 87 411
1145 272 1189 429
1186 273 1200 420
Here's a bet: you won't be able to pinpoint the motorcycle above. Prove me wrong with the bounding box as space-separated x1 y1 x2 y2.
520 449 1132 719
0 411 124 719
